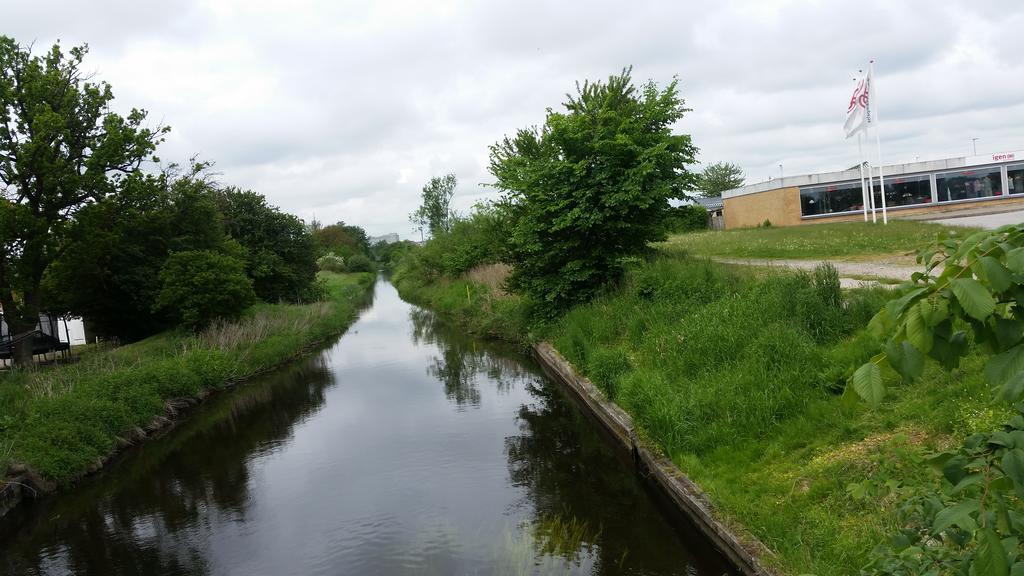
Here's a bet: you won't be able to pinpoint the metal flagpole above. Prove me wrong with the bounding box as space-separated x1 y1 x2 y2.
870 60 887 224
858 132 868 221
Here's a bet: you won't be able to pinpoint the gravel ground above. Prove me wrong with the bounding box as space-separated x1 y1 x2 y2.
714 257 919 288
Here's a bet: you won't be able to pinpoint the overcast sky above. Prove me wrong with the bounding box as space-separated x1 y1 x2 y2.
4 0 1023 236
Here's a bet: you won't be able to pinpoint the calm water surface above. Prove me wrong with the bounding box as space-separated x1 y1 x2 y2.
0 278 733 576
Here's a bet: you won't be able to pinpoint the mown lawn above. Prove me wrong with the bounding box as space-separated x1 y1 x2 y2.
662 220 980 260
0 272 373 486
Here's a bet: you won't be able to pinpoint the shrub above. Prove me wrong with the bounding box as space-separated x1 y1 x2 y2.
317 253 346 272
664 204 707 233
345 254 374 273
155 250 256 329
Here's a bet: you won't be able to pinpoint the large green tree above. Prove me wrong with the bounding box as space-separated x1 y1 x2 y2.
0 38 165 364
216 187 318 303
695 161 744 197
410 173 457 238
488 68 697 313
42 167 228 341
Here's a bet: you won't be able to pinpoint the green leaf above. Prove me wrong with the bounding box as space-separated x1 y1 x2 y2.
987 345 1024 387
1003 449 1024 497
1006 247 1024 274
975 528 1010 576
918 298 949 327
1000 373 1024 403
851 362 884 406
979 256 1014 292
950 473 984 495
994 318 1024 350
1012 561 1024 576
886 340 925 383
951 278 996 320
932 499 978 534
905 305 934 354
867 307 894 340
886 287 930 319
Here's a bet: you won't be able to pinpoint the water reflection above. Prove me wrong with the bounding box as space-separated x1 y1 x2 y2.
0 279 732 576
1 357 335 576
410 307 526 408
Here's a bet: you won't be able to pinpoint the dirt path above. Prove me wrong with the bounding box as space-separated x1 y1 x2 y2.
713 257 921 288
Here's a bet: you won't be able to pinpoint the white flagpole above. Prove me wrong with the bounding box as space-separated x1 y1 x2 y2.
858 133 868 221
870 60 887 224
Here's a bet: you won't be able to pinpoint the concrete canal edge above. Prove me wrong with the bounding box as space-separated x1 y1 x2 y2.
532 342 775 576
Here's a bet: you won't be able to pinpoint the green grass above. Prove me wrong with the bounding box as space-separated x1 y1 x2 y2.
394 251 1000 575
662 220 981 260
391 262 534 345
0 271 373 486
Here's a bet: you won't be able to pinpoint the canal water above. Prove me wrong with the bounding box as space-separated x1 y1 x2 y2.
0 278 732 576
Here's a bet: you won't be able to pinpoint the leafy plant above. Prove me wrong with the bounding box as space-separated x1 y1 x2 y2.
155 250 256 329
850 223 1024 574
488 67 698 315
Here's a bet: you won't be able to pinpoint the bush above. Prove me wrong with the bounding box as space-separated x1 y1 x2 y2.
664 204 707 233
155 250 256 329
345 254 374 273
317 253 346 272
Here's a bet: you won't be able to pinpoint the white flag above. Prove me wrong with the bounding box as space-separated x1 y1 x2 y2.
844 70 872 139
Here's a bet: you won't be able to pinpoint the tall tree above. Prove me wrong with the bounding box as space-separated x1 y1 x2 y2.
216 187 318 303
410 173 457 237
489 67 697 313
0 37 166 364
42 167 228 341
695 161 744 197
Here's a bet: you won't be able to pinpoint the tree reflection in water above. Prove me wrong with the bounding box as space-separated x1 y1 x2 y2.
0 357 335 576
409 307 528 409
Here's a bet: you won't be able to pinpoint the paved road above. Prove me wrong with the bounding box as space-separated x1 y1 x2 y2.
928 209 1024 229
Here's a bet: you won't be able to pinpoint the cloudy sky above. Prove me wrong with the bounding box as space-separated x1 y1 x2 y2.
4 0 1023 236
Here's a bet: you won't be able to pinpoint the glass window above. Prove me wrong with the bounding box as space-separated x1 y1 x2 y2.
800 181 866 216
1009 164 1024 196
936 167 1003 202
872 173 933 208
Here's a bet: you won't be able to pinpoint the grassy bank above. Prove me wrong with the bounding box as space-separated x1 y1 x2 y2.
0 271 373 488
394 254 999 575
391 263 533 345
663 220 979 260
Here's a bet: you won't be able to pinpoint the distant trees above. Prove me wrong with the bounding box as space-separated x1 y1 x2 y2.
411 173 457 237
695 161 744 197
313 222 370 259
0 37 167 365
489 68 697 313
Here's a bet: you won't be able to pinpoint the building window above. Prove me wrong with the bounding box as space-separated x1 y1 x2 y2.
872 173 933 208
800 181 866 216
936 166 1003 202
1009 164 1024 196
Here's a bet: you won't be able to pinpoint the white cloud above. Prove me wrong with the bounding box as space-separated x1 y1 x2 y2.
3 0 1022 234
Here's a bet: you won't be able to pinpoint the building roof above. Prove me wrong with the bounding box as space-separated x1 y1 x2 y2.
723 149 1023 200
693 196 724 211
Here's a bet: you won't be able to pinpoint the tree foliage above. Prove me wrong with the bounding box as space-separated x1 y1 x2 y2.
488 67 697 313
0 37 166 363
42 165 227 340
154 250 255 330
313 222 369 259
695 161 744 197
850 224 1024 574
411 173 457 238
215 187 318 303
